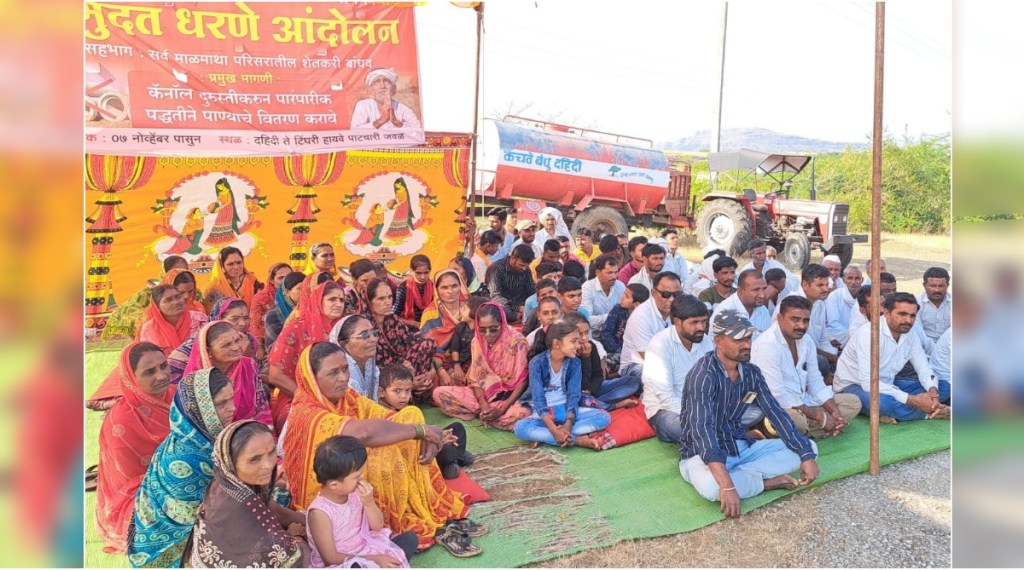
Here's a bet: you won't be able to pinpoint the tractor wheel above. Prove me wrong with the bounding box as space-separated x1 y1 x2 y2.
697 199 751 256
570 205 628 239
828 243 854 267
782 233 811 272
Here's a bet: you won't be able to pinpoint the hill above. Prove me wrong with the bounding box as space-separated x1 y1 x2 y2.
658 127 869 153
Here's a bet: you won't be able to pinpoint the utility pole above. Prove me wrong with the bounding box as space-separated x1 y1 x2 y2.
710 1 728 155
869 1 885 477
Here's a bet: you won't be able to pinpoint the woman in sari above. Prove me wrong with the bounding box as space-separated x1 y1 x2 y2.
203 177 242 248
164 269 206 314
101 256 188 341
203 246 263 313
137 284 208 355
264 271 306 351
329 315 381 401
267 281 346 433
364 279 447 402
126 367 236 568
304 242 339 280
420 270 472 378
393 254 434 329
95 342 174 554
251 263 292 351
284 342 482 553
182 320 272 426
344 259 377 315
431 302 531 431
167 297 259 382
190 420 308 568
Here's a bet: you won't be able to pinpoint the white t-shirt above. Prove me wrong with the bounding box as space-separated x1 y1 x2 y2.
640 325 714 418
620 298 672 369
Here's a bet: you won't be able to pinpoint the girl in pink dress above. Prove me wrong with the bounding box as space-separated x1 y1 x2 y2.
306 436 415 568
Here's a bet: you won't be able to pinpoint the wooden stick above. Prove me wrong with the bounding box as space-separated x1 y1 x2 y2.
869 1 885 477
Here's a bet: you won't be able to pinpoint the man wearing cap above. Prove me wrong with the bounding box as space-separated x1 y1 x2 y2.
751 296 862 438
351 67 422 130
512 219 543 258
822 254 842 292
620 271 681 377
711 268 772 340
678 310 820 517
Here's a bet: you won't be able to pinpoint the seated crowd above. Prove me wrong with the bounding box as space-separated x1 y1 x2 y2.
92 207 952 566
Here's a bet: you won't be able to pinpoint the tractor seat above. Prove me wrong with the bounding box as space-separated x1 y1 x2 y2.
743 189 768 212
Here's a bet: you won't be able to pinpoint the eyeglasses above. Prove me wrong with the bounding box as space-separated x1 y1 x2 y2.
653 288 680 300
479 325 501 334
352 329 379 340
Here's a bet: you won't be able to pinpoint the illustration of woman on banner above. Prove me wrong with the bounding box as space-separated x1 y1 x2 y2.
343 173 429 257
164 208 206 256
204 177 241 247
352 177 419 247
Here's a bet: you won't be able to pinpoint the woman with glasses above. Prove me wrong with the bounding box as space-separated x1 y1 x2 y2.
431 302 531 430
329 315 382 401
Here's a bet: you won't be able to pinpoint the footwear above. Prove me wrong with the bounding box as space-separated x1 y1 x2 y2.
441 462 460 480
447 518 489 537
435 525 482 557
85 465 99 493
458 451 475 467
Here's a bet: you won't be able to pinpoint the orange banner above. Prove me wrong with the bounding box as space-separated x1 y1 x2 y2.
85 133 472 330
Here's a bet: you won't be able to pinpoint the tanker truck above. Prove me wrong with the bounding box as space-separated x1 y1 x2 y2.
474 117 866 270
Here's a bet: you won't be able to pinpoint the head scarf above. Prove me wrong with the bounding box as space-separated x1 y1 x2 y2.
303 242 339 279
126 368 227 568
538 207 575 250
209 296 244 320
699 253 721 282
274 278 299 321
135 287 198 354
286 272 331 325
329 316 380 400
468 302 530 399
400 272 435 322
160 269 205 313
365 67 398 87
95 342 174 553
419 269 467 350
189 419 304 568
452 255 482 294
204 251 259 309
183 319 267 425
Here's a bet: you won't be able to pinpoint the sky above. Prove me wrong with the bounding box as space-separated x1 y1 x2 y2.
415 0 952 145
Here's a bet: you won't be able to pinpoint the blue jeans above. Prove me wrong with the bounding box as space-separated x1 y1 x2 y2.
649 409 683 444
589 371 642 411
840 378 951 422
514 407 611 446
679 438 817 501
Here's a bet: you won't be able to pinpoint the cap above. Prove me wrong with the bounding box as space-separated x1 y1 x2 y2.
515 219 537 231
712 310 758 339
822 254 842 266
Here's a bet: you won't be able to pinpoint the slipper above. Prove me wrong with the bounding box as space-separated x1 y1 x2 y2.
85 465 99 493
447 518 488 537
591 431 617 451
435 525 481 557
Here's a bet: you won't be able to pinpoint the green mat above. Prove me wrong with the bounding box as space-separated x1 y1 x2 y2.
85 347 950 568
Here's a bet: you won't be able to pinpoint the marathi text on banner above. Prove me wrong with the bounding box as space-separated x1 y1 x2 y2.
84 2 425 155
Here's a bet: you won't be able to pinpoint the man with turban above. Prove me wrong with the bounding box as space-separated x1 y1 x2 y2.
350 67 422 130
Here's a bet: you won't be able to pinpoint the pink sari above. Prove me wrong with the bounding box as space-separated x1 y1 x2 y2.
183 320 272 426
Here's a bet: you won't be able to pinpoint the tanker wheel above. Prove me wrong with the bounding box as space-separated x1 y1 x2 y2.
570 205 628 239
782 233 812 272
827 243 854 267
696 199 751 256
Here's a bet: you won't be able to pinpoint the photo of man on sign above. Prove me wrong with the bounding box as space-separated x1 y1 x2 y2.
350 67 422 130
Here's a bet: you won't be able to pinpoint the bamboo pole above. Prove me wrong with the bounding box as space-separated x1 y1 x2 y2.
465 3 485 255
869 1 885 476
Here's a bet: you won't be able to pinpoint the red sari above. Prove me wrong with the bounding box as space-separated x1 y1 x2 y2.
95 342 174 553
184 320 272 426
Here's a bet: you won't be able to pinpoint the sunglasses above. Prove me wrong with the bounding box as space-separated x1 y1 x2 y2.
352 329 379 340
653 288 680 300
479 325 501 334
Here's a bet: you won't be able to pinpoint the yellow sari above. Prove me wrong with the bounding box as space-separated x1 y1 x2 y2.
282 345 467 548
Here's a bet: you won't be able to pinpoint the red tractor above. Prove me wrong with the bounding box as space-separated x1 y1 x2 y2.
697 150 866 270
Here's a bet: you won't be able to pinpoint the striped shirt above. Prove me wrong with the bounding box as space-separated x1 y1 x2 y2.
487 257 536 309
679 350 817 464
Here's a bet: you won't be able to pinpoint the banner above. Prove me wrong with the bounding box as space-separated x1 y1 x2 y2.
84 134 472 330
84 2 424 156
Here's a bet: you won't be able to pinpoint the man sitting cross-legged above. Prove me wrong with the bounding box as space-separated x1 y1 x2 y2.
751 296 862 438
678 310 820 518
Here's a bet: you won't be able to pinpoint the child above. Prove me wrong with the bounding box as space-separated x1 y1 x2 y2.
556 277 590 320
522 278 558 327
514 320 611 449
394 254 433 329
306 435 415 568
449 296 485 385
526 296 563 358
565 312 640 412
377 364 472 480
600 284 648 370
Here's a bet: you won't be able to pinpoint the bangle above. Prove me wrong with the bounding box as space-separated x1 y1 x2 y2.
413 424 424 440
721 486 736 492
820 412 829 427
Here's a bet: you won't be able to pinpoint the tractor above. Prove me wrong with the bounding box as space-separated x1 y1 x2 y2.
697 149 867 271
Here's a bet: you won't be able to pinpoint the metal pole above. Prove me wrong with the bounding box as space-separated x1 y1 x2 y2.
710 1 728 155
466 3 484 255
869 1 885 477
810 156 816 200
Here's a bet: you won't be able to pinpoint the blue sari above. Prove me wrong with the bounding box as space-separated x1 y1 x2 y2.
126 369 225 568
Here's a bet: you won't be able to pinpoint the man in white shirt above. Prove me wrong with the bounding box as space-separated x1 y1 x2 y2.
751 296 862 438
833 292 951 422
641 294 714 443
660 228 695 280
862 258 886 287
824 264 864 348
775 264 838 379
484 207 516 262
849 276 933 355
737 238 791 282
712 269 772 339
930 327 951 386
917 267 951 342
350 68 422 130
628 243 667 291
822 254 842 292
620 272 681 377
764 267 796 316
581 254 626 332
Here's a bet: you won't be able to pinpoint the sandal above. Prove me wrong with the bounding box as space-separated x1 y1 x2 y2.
447 518 488 537
435 525 482 557
85 465 99 492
